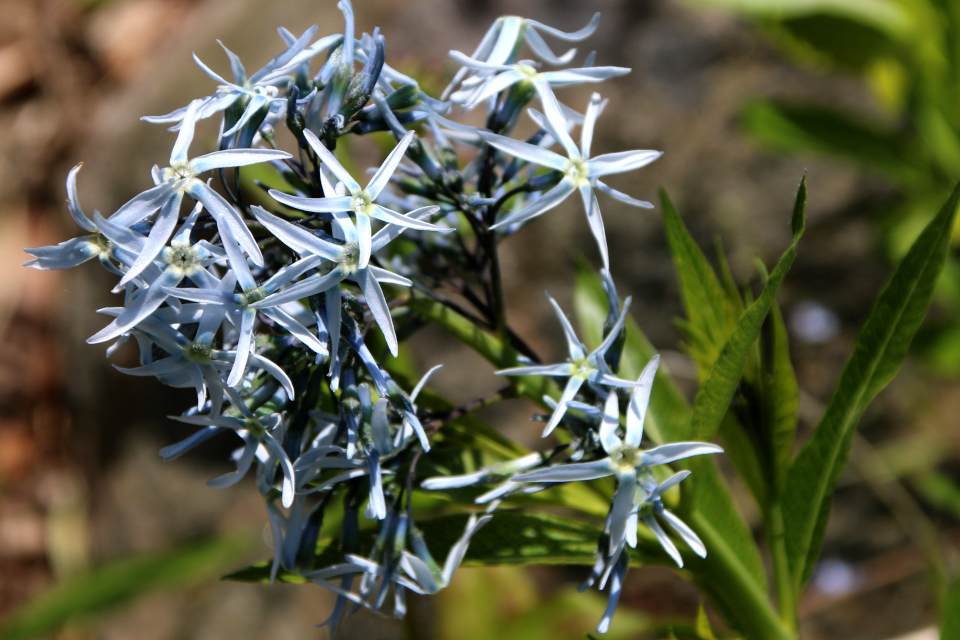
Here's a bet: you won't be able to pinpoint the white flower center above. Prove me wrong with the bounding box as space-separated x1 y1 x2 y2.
564 157 590 187
184 341 213 364
339 242 361 275
161 240 204 275
163 162 198 182
351 190 375 216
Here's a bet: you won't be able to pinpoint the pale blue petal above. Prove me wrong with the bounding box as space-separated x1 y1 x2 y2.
440 514 492 586
644 514 682 567
526 13 600 41
159 425 223 460
261 308 327 356
640 442 723 467
65 164 96 232
491 179 575 229
250 205 341 260
660 509 706 558
545 291 586 360
370 205 443 252
303 129 360 193
226 307 257 387
625 354 659 447
580 93 604 159
357 269 398 357
594 179 654 208
107 181 175 228
191 148 291 174
478 131 567 171
648 470 692 502
579 184 609 270
533 78 579 157
522 28 576 65
356 212 371 270
118 190 183 286
269 191 354 213
370 204 447 233
599 391 622 456
543 376 584 436
253 268 346 309
207 436 258 488
513 458 614 483
23 237 100 270
486 16 522 66
588 150 662 177
590 296 632 360
609 467 637 553
368 266 412 287
188 182 263 266
366 131 414 199
169 100 201 165
495 362 574 377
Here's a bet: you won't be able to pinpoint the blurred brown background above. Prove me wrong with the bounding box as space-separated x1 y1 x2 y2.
0 0 955 638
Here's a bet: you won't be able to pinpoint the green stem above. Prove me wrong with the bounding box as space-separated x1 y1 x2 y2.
766 501 798 632
689 511 796 640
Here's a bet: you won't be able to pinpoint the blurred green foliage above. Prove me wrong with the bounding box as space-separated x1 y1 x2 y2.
686 0 960 372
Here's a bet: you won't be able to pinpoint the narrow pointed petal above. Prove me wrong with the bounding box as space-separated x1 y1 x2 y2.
368 266 412 287
595 179 654 208
545 291 586 360
191 148 291 174
660 509 707 557
533 79 580 158
598 391 622 456
261 308 327 356
269 190 354 213
609 468 637 553
448 49 514 71
411 364 443 402
523 28 576 65
303 129 361 193
369 205 447 234
326 287 341 367
254 269 346 309
644 514 683 567
65 164 96 232
159 425 223 460
591 296 632 360
169 100 201 165
118 191 183 287
579 184 609 270
107 181 176 228
113 356 185 377
462 70 524 107
188 182 263 266
366 131 414 199
625 354 659 447
581 93 604 158
495 363 574 377
527 13 600 41
491 179 575 229
356 213 371 269
441 514 492 586
357 270 398 357
192 53 238 87
513 458 614 483
641 442 724 467
486 16 523 65
249 23 318 84
88 268 184 344
543 376 584 436
250 205 342 261
248 353 296 400
478 131 567 171
370 205 443 252
648 470 692 501
207 437 258 488
226 308 257 387
588 150 662 177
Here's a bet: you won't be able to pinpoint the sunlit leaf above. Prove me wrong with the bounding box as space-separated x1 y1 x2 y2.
783 183 960 590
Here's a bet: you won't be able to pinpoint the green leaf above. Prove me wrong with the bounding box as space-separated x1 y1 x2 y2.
771 14 900 72
943 577 960 640
741 101 922 184
661 190 738 377
678 0 912 40
0 535 253 640
689 177 806 444
762 302 800 491
783 183 960 591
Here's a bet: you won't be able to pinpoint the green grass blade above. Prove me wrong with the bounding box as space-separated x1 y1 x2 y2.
0 535 252 640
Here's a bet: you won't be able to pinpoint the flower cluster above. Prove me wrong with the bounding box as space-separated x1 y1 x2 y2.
26 2 720 634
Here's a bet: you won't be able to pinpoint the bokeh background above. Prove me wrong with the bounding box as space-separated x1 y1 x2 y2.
1 0 958 638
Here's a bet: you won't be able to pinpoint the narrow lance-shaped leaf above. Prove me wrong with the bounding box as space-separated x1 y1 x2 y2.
0 536 252 640
783 183 960 590
689 175 806 445
661 190 737 374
